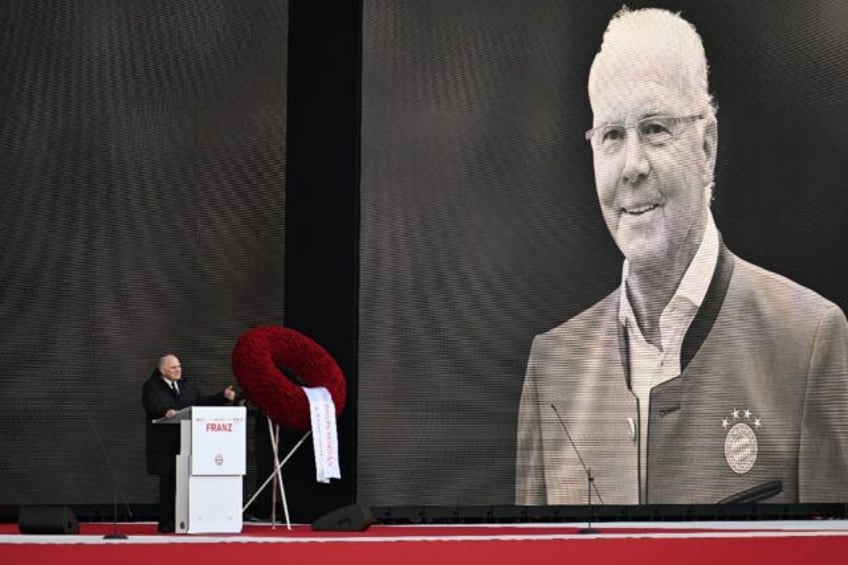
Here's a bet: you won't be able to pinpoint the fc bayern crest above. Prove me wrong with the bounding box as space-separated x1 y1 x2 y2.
721 408 761 475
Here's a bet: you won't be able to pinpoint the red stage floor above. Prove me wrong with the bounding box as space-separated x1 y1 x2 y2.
2 520 848 564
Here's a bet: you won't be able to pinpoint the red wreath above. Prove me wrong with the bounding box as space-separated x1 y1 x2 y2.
231 326 346 431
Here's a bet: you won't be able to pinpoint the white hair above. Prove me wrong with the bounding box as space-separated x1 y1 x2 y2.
588 7 716 119
158 353 178 371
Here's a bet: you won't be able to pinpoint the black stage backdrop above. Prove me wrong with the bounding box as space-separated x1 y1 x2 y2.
2 0 846 518
358 0 848 506
0 1 288 507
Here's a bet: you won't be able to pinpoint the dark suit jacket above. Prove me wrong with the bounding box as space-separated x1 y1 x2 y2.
142 372 229 475
516 243 848 505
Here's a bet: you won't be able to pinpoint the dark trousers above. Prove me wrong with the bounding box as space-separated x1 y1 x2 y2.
158 472 176 529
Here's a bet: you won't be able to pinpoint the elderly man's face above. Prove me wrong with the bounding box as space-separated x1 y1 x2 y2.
160 355 182 381
590 71 716 271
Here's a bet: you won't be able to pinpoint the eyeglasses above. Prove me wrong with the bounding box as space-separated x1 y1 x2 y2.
584 114 704 154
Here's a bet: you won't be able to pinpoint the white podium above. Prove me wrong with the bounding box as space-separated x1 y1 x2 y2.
161 406 246 534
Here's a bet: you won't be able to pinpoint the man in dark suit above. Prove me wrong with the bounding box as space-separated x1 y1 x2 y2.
516 7 848 506
142 353 236 532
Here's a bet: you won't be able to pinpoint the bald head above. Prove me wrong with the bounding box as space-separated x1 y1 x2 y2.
588 7 714 120
158 354 182 381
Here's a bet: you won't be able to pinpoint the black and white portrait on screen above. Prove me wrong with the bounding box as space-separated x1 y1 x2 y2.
515 6 848 506
356 0 848 508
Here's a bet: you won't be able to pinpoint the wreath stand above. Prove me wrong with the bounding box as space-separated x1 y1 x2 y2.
242 415 312 530
233 325 347 531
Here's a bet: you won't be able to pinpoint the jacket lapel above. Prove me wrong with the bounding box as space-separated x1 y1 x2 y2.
680 239 735 372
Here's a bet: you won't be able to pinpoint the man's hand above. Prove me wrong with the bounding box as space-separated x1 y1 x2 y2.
223 385 236 402
165 409 177 418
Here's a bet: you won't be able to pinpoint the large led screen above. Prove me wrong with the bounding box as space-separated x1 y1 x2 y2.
0 1 287 507
358 0 848 506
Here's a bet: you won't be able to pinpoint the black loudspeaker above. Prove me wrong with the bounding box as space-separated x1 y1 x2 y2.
311 504 373 531
18 506 80 535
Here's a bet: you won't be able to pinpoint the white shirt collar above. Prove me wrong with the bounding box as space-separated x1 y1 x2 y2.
618 211 720 329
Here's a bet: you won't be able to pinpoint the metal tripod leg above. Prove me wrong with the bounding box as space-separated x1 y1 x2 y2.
242 416 311 530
